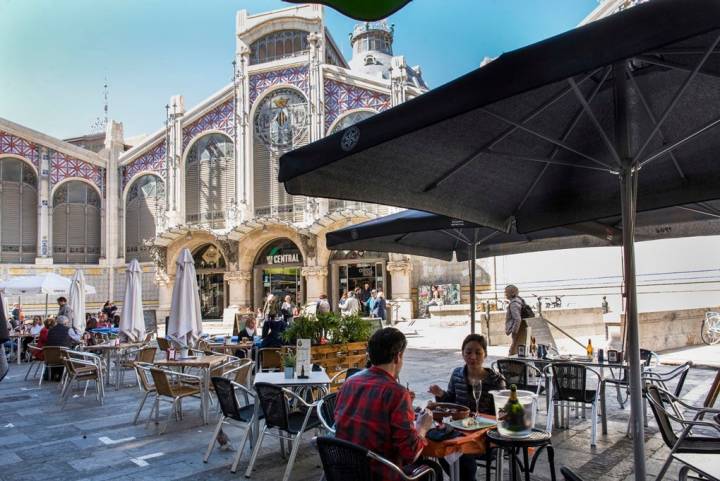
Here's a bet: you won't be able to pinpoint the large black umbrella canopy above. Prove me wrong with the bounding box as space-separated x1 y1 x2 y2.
281 1 720 477
280 0 720 233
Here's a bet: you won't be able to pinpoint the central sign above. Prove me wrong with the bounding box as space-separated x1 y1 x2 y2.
265 253 300 265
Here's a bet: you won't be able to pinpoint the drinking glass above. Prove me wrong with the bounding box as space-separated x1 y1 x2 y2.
472 380 482 415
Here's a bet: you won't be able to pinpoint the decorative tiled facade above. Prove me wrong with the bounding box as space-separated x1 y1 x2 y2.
249 66 309 104
323 79 391 130
182 99 235 150
122 141 166 189
50 150 105 194
0 130 40 168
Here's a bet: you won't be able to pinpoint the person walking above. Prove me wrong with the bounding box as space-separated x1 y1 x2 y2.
281 295 294 323
315 294 331 314
342 291 361 316
373 290 388 322
360 282 372 315
504 284 528 356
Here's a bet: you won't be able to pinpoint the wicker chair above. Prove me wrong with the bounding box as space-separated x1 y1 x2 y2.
256 348 283 372
117 347 157 387
149 367 202 434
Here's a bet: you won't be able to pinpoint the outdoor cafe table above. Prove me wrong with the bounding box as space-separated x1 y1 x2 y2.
501 355 638 435
208 341 253 357
422 418 494 481
81 341 145 390
251 370 331 444
154 354 229 424
9 332 34 365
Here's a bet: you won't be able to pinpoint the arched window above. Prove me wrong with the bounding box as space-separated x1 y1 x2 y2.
249 30 309 64
52 181 101 264
0 158 37 263
125 174 165 261
185 133 235 229
253 88 309 221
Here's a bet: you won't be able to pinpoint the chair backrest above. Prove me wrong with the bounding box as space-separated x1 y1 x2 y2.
137 347 157 364
551 363 589 402
254 382 289 430
645 384 678 448
640 349 657 367
496 359 530 388
318 392 338 432
258 348 282 371
134 363 154 392
316 436 373 481
233 360 254 386
703 369 720 408
211 376 247 422
156 337 170 351
150 368 175 397
43 346 67 366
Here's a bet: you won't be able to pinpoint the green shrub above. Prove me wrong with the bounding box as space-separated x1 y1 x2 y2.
281 312 372 345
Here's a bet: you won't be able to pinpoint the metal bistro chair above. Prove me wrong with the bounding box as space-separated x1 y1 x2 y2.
25 343 43 381
645 384 720 481
316 436 435 481
204 376 264 473
118 347 157 388
604 348 659 408
132 362 158 425
59 350 105 407
317 391 338 434
38 346 68 387
256 348 283 373
493 359 545 403
560 467 588 481
245 382 322 481
545 362 602 447
328 368 364 393
149 367 203 434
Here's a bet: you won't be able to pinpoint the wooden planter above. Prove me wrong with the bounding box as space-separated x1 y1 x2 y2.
311 341 368 383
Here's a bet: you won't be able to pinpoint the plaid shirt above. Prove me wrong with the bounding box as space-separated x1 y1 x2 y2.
335 366 427 480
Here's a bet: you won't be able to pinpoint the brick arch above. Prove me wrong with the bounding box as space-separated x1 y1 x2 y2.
165 230 229 277
236 223 309 273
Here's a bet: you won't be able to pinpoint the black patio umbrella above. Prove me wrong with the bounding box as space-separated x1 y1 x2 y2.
280 1 720 476
326 204 720 333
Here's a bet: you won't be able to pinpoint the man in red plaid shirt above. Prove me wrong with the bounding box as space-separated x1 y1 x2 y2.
334 328 438 480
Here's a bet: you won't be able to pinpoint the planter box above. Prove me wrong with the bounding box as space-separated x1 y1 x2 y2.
311 341 368 382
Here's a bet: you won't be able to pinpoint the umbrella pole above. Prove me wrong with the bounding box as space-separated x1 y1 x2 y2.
44 293 48 319
468 246 476 334
616 60 645 481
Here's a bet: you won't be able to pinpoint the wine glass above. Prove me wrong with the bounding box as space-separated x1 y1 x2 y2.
471 380 482 416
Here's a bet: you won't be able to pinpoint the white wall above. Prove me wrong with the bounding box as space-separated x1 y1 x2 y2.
492 235 720 315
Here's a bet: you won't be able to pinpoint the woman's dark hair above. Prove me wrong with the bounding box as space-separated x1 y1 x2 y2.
368 327 407 365
461 334 487 353
86 318 98 331
57 296 67 303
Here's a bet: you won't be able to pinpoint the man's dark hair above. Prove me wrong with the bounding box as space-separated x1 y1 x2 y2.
57 297 67 303
461 333 487 353
368 327 407 365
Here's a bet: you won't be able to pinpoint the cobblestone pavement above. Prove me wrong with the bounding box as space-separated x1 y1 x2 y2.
0 348 714 481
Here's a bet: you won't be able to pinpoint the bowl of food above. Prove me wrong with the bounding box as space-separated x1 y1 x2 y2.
426 402 470 422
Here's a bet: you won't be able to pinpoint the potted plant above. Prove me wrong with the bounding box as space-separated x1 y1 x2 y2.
282 352 296 379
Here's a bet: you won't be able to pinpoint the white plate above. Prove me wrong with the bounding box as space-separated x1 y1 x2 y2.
447 417 496 431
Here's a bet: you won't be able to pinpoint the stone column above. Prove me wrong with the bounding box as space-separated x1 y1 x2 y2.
102 121 125 298
390 56 408 106
307 32 327 220
35 147 52 265
166 95 185 226
235 43 251 221
302 266 328 308
386 259 413 321
226 270 253 310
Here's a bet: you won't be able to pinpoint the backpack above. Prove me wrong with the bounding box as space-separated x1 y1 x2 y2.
520 298 535 318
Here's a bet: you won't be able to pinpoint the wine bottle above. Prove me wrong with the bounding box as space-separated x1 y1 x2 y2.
499 384 526 433
586 339 594 359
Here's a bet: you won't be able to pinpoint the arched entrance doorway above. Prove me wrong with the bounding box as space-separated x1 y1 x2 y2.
193 243 226 320
253 238 304 308
329 250 389 310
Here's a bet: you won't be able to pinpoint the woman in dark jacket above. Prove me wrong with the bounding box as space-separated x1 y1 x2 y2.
260 297 286 348
428 334 506 481
0 295 9 381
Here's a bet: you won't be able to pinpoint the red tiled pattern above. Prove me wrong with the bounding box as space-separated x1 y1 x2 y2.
0 130 40 167
249 66 309 104
324 79 390 130
182 99 235 150
122 141 166 189
50 150 105 194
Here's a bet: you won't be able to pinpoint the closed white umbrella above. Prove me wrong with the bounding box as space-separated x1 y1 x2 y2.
168 248 202 346
68 270 87 333
120 259 145 342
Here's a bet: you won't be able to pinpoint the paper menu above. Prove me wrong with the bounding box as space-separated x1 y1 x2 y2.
296 338 312 374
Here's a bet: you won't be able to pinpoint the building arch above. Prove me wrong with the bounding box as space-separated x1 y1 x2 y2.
249 29 311 64
122 170 164 204
0 153 39 177
326 108 377 135
251 85 309 222
0 156 38 263
183 131 235 229
51 179 101 264
125 173 165 262
241 16 317 48
51 176 103 200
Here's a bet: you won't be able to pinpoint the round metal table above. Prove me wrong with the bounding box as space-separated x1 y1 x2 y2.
487 428 556 481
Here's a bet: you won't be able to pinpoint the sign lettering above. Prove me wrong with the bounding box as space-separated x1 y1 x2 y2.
265 253 299 265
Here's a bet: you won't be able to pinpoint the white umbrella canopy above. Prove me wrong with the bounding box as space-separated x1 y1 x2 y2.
168 248 202 346
68 270 87 333
0 272 96 296
120 259 146 342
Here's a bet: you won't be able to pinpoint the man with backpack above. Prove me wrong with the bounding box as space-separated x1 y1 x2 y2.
504 284 533 355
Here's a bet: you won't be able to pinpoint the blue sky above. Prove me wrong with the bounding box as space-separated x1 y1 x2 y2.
0 0 598 140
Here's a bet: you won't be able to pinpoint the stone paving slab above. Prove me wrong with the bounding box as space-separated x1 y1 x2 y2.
0 348 715 481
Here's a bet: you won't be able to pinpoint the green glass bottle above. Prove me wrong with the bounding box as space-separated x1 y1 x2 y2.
500 384 526 434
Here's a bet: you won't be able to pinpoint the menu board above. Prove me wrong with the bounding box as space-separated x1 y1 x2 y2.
296 338 312 375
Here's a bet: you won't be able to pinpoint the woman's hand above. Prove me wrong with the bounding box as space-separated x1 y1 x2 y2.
428 384 445 398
